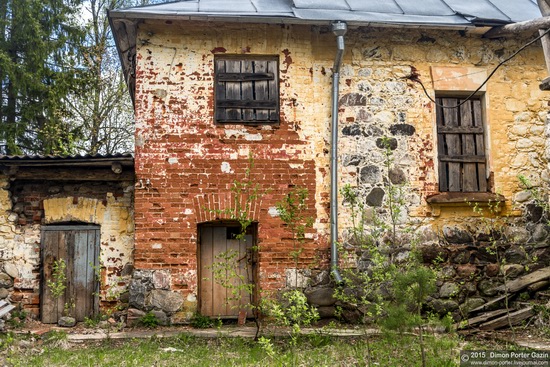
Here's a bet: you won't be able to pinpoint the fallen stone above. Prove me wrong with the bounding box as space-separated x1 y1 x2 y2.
98 321 110 329
145 289 183 313
126 308 146 327
58 316 76 328
304 287 336 307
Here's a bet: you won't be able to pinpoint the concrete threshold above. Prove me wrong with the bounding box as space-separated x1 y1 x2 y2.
58 326 370 343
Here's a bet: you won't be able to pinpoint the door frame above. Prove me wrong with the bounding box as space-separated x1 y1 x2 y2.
197 221 258 318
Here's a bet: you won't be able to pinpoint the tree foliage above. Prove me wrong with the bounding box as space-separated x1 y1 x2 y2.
0 0 85 155
65 0 135 155
0 0 163 156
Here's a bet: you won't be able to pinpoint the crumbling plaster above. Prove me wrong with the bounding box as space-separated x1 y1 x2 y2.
0 177 134 316
132 20 549 316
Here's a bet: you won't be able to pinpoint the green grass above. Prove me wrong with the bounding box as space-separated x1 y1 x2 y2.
1 330 467 367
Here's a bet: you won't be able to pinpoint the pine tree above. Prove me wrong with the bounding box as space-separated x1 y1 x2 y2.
0 0 85 155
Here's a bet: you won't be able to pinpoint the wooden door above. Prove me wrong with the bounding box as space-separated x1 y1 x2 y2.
41 225 100 323
199 226 255 318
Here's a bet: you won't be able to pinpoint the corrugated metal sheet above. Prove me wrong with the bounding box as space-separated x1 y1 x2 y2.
0 153 134 163
109 0 541 26
108 0 545 104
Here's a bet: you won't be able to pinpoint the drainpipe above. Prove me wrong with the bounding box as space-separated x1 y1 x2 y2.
330 21 347 284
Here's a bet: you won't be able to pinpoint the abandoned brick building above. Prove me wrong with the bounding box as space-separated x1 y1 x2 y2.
1 0 550 325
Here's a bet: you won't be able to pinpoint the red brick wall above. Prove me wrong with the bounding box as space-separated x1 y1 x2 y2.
133 21 329 298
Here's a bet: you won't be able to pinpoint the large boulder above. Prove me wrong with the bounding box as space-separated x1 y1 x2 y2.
145 289 183 313
304 287 336 307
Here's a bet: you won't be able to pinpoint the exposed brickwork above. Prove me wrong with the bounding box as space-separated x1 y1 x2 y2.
133 20 550 315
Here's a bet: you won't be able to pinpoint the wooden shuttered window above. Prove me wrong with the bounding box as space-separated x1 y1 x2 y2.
436 97 488 192
215 56 279 123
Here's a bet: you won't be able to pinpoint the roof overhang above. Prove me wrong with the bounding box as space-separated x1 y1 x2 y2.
0 154 135 181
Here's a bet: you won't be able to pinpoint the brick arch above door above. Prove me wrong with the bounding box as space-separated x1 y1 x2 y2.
192 192 262 224
43 197 106 225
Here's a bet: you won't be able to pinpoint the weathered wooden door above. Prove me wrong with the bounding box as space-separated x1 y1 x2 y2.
199 225 255 318
41 225 100 323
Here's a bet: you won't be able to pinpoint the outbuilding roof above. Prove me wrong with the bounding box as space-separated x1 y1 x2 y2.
108 0 543 102
0 153 134 167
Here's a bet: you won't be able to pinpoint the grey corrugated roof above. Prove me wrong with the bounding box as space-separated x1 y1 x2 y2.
109 0 541 26
108 0 543 105
0 153 134 166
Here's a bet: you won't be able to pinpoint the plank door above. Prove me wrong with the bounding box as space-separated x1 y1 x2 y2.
200 226 255 318
41 225 100 323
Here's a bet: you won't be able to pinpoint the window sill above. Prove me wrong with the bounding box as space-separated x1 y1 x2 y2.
426 192 505 216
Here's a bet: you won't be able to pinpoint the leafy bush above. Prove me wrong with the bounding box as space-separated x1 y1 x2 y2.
190 313 214 329
139 312 159 328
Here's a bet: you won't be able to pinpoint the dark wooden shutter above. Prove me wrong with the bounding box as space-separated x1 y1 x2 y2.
41 225 100 323
215 56 279 123
436 97 488 192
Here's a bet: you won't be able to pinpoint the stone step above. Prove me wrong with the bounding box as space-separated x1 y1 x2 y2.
0 300 15 318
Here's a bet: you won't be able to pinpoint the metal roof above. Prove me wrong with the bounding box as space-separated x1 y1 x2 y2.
108 0 543 103
0 153 134 167
109 0 541 26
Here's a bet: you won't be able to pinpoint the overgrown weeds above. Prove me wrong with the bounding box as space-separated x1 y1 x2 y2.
3 331 466 367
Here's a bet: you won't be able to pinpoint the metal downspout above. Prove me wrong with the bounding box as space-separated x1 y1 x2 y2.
330 21 347 284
